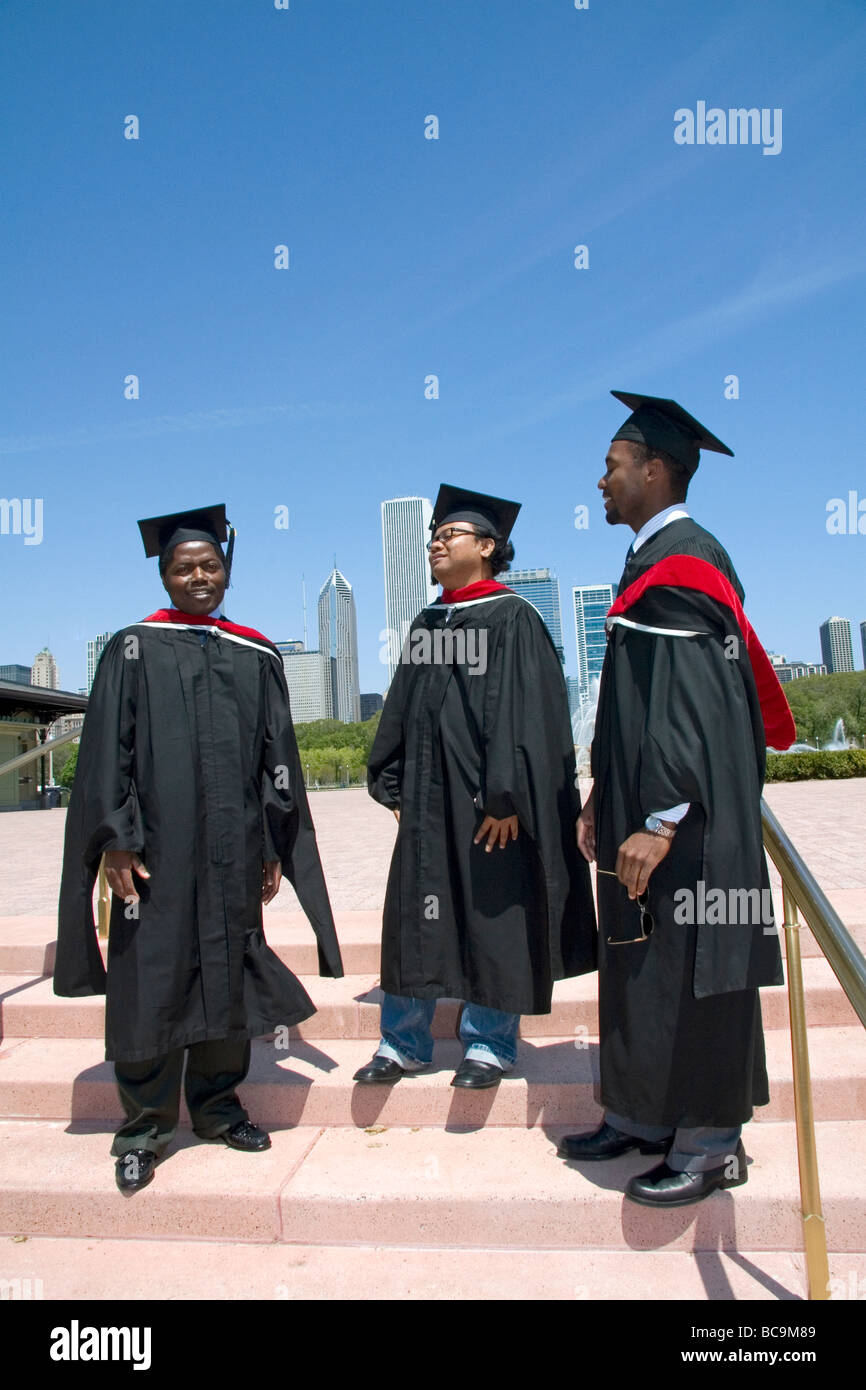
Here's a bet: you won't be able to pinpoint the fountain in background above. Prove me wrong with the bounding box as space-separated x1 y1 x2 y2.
775 717 857 754
571 676 600 777
823 718 853 751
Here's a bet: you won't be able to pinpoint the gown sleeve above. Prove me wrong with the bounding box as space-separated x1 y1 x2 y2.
367 644 412 809
260 653 344 979
480 602 580 832
55 631 144 997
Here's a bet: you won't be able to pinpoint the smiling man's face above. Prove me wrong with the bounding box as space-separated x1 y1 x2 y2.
162 540 227 616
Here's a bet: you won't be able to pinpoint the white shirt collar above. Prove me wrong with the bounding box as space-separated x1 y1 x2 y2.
631 504 691 554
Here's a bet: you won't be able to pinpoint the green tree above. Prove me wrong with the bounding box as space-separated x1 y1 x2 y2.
57 744 79 788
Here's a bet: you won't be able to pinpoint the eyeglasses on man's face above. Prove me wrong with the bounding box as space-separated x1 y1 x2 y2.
596 868 654 945
426 527 479 551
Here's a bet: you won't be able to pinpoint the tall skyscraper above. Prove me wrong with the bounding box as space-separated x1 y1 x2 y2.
31 648 59 689
861 620 866 670
87 632 113 692
505 568 565 665
381 496 433 684
819 617 854 674
318 567 361 722
573 584 614 701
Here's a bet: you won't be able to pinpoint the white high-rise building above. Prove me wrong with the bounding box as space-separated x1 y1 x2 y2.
31 648 59 689
819 617 854 674
381 496 434 685
276 642 329 724
318 568 361 723
573 584 614 701
87 632 114 693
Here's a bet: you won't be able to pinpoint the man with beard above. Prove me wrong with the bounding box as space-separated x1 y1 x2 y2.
56 504 343 1193
560 393 794 1206
357 484 596 1090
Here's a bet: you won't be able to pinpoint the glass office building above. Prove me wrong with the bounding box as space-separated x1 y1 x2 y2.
506 568 565 665
573 584 614 701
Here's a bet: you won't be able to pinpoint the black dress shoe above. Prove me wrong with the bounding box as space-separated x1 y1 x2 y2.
625 1143 747 1208
450 1059 504 1089
353 1055 408 1083
115 1149 158 1195
218 1119 271 1152
558 1122 671 1162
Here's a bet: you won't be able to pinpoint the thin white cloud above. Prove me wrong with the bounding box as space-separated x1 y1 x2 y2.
0 401 349 456
477 254 866 440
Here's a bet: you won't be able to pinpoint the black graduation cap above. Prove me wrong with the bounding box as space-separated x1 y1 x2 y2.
430 484 521 540
610 391 734 477
137 503 234 578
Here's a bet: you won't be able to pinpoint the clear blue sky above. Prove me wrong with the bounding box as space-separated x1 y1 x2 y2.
2 0 865 693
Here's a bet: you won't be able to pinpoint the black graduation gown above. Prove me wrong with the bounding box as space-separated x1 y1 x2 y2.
55 618 344 1063
592 518 783 1128
368 591 597 1014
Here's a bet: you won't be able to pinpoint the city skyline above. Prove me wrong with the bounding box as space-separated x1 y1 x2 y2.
4 576 865 704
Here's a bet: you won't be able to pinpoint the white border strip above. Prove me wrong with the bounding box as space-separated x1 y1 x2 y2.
132 621 281 661
423 592 527 612
606 615 708 638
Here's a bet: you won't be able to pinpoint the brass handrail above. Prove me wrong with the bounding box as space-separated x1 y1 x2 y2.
761 798 866 1302
762 800 866 1027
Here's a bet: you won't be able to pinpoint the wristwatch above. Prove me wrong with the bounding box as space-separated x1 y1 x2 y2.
644 815 677 840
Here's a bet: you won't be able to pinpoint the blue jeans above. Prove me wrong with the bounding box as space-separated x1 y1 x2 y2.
376 993 519 1070
605 1109 743 1175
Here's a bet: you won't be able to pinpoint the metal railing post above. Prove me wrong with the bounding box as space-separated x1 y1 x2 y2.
781 885 830 1301
97 858 110 940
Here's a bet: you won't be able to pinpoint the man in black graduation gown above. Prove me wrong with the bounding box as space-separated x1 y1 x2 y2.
56 505 343 1193
561 394 795 1206
357 485 596 1089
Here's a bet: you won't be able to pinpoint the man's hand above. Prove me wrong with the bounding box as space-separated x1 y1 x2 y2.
262 860 282 905
615 830 673 900
576 787 596 863
103 851 150 903
474 815 519 852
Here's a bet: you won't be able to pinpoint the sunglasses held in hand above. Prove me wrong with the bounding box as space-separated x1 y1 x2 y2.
596 868 654 945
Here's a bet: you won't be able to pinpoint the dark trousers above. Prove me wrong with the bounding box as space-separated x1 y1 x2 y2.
111 1037 251 1158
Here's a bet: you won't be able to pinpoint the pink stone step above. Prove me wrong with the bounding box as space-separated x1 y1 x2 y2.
1 1029 863 1126
0 912 384 978
1 1118 864 1253
0 1121 314 1243
277 1121 866 1254
1 956 860 1043
0 917 57 976
6 1233 865 1301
